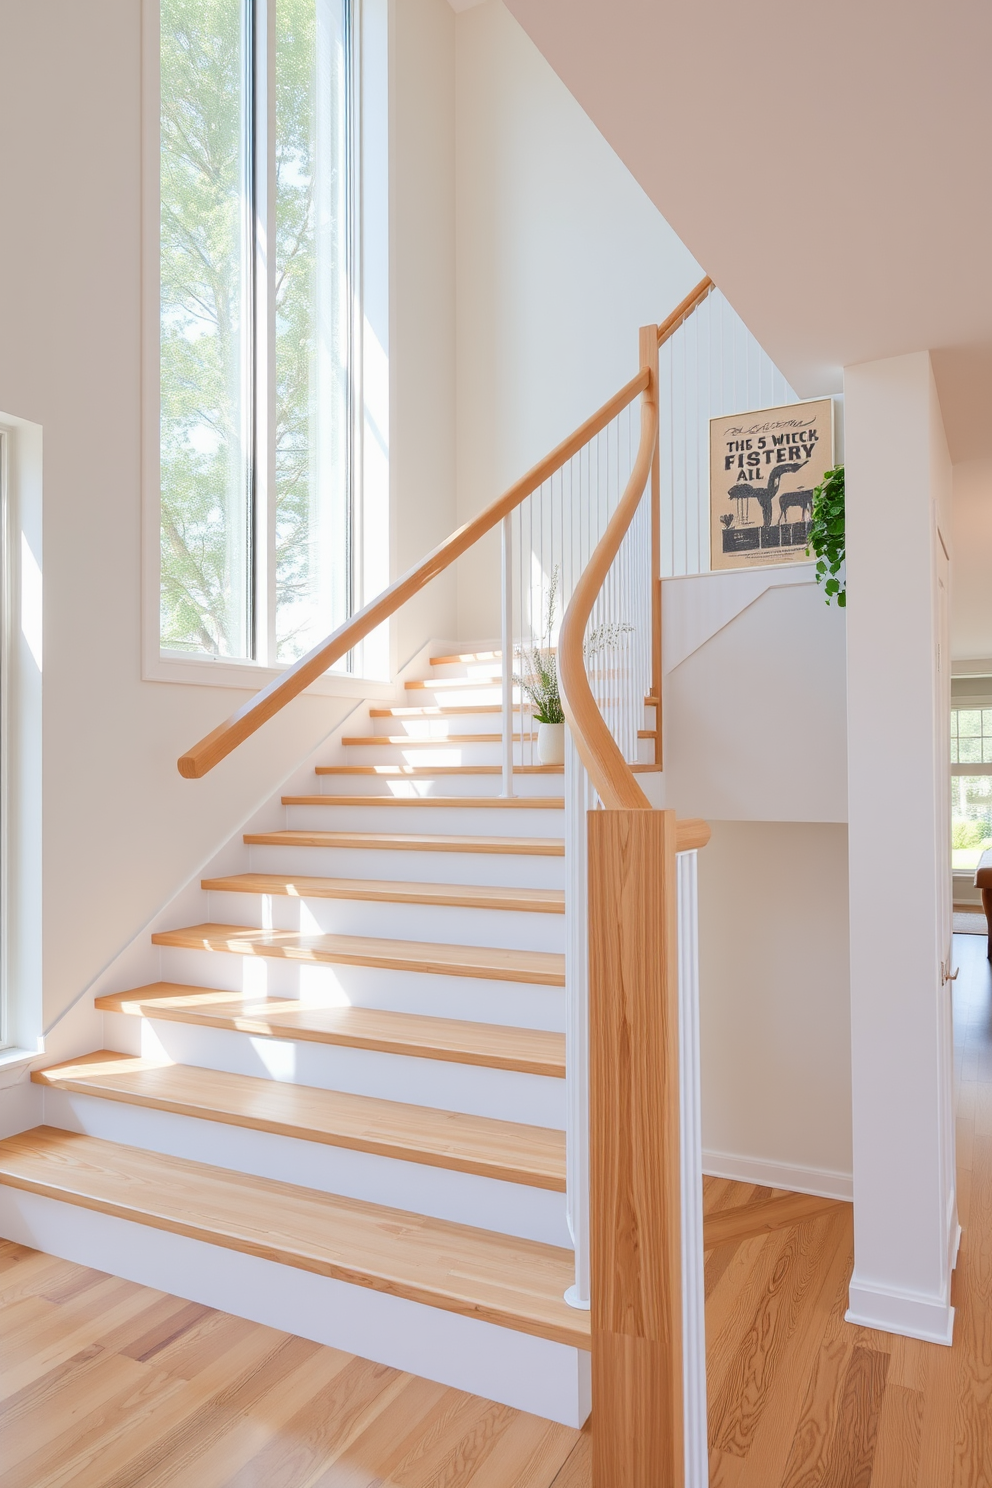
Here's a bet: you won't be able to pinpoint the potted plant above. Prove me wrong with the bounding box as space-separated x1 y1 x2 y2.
515 569 566 764
807 464 845 606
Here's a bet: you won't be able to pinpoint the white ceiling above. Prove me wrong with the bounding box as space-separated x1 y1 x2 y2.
502 0 992 459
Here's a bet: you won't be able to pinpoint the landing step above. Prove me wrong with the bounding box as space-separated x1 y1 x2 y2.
314 764 564 776
151 923 566 986
201 873 565 914
95 984 566 1076
33 1053 566 1189
282 795 564 809
0 1128 586 1347
244 829 565 856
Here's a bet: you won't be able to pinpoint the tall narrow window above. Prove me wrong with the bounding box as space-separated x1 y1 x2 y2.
160 0 354 664
951 704 992 871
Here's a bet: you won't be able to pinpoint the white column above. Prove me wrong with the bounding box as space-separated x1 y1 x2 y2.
845 350 957 1343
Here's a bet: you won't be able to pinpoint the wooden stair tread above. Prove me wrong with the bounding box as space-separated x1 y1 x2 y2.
702 1192 847 1249
244 829 565 856
201 873 565 914
282 795 563 809
0 1128 586 1347
405 678 503 691
370 705 509 717
94 984 566 1076
33 1053 565 1190
429 651 502 666
342 734 531 746
150 923 566 987
313 764 564 776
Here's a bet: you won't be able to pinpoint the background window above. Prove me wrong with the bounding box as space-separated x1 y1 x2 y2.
951 705 992 871
160 0 355 664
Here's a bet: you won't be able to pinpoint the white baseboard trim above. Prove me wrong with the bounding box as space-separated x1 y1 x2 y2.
0 1188 591 1427
846 1276 954 1346
703 1148 853 1202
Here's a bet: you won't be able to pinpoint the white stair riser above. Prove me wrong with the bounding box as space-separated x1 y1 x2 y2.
0 1190 590 1427
342 741 532 767
105 1014 567 1126
246 843 565 890
41 1090 570 1247
426 661 503 679
157 948 565 1029
283 803 564 839
404 686 505 707
371 712 521 737
203 891 566 954
312 774 563 799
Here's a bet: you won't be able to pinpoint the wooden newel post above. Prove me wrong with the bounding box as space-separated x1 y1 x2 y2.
590 807 683 1488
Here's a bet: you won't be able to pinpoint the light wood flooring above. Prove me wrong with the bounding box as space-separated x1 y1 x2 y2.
3 931 991 1484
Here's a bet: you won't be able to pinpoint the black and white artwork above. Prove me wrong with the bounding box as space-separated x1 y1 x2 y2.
709 398 834 571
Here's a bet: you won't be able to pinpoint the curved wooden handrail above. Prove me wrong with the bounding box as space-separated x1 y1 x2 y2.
558 326 659 810
558 278 714 810
178 369 649 778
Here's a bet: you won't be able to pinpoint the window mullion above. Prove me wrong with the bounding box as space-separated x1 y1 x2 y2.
252 0 278 666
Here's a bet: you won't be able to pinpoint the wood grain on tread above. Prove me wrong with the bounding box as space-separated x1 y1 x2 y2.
32 1054 566 1190
0 1129 588 1347
150 923 566 986
313 764 564 775
201 872 566 914
703 1193 847 1250
93 984 566 1076
243 829 566 856
281 795 564 809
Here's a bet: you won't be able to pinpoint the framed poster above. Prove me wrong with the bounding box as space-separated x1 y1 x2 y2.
709 397 834 571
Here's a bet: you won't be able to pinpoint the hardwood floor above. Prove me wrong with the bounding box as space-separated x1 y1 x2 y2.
4 930 990 1484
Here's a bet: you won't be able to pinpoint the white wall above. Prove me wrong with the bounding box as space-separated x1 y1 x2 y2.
663 573 848 824
452 0 702 638
845 350 957 1343
950 457 992 666
698 822 852 1196
0 0 456 1038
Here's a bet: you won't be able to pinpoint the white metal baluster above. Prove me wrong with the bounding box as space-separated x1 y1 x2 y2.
500 513 514 797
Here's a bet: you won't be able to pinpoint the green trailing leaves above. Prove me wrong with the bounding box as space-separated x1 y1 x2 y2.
806 463 846 607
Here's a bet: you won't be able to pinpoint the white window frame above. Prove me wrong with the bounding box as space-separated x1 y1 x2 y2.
140 0 391 697
0 412 43 1071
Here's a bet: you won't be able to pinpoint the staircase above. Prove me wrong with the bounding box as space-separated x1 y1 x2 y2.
0 648 592 1427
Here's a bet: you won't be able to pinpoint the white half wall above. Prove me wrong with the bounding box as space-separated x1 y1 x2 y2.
845 350 957 1343
697 822 852 1197
663 572 848 824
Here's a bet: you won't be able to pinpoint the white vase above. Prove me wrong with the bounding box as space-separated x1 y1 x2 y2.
537 721 565 765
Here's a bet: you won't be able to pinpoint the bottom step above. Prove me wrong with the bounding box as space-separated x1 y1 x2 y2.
0 1128 590 1425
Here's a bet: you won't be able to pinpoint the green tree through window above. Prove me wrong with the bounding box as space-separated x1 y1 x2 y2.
160 0 352 662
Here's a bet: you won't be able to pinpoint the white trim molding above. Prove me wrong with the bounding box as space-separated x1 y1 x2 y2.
703 1148 854 1203
846 1277 954 1346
